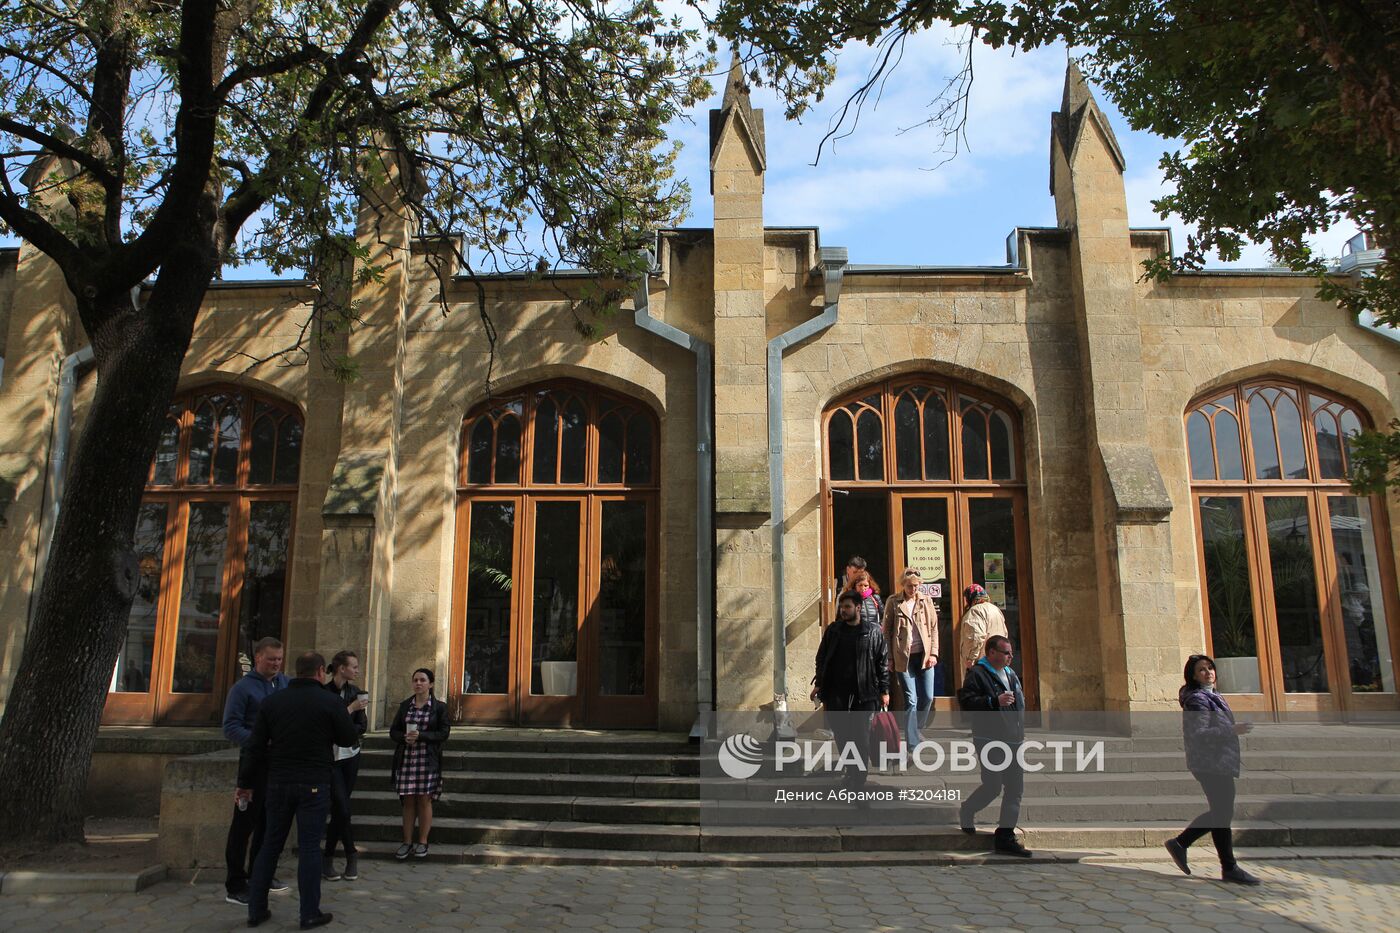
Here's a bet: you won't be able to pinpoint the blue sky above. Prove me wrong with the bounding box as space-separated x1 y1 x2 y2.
670 27 1358 270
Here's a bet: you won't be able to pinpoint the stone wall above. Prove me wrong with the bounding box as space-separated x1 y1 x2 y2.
157 749 239 870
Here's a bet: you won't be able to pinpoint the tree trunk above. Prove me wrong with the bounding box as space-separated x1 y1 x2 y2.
0 256 213 845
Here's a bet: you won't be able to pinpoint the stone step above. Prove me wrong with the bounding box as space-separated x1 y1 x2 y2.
349 745 1400 778
347 815 1400 853
355 769 700 799
346 776 1400 824
352 790 700 824
696 794 1400 824
353 750 700 776
350 767 1400 802
358 731 694 757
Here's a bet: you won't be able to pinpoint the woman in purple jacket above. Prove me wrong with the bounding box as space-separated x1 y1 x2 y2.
1164 654 1261 884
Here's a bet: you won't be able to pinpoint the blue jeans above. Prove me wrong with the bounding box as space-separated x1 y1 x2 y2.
248 781 330 923
898 652 936 747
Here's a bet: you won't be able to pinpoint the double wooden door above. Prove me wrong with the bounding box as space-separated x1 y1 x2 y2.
825 487 1036 710
449 493 657 727
1195 488 1400 714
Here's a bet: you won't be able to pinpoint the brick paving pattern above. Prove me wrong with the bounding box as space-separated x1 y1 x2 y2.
3 857 1399 932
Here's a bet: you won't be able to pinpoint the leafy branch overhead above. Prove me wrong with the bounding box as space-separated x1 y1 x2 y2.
0 0 711 847
0 0 713 355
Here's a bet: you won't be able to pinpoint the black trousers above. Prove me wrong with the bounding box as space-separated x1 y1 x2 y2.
248 781 330 924
824 695 880 789
1177 772 1237 869
324 754 361 859
225 762 268 896
962 740 1024 830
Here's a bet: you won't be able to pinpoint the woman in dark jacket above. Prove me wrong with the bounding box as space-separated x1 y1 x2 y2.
841 569 883 629
322 650 369 881
1165 655 1260 884
390 668 451 859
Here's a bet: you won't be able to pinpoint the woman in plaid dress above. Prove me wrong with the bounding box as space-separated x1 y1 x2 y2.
389 668 450 859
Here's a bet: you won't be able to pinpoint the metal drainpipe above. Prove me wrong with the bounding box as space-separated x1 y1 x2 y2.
632 255 716 741
768 247 847 738
28 342 96 625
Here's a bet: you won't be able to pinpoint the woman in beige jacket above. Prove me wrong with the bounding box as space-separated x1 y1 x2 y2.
882 568 940 747
959 583 1009 673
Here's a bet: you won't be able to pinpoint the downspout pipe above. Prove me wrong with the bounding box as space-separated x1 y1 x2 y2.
632 254 716 741
769 247 847 738
29 341 96 625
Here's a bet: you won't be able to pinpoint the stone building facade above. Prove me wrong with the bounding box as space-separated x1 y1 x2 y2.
1 64 1397 734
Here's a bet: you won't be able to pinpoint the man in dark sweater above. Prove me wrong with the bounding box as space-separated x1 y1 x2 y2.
956 634 1030 857
811 590 890 789
238 651 358 930
222 637 289 905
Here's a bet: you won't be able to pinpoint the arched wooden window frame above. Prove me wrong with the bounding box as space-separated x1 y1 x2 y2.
106 385 303 726
1186 379 1370 486
458 381 660 492
1186 378 1400 714
823 378 1025 487
147 388 304 491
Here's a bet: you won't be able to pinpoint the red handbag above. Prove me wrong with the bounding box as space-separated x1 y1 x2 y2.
869 708 904 763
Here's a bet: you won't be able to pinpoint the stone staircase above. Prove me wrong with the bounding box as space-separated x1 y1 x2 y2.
342 724 1400 865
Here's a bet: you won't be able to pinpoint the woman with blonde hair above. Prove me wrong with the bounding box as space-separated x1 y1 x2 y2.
883 568 939 747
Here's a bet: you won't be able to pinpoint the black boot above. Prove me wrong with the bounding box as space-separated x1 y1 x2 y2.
993 828 1031 857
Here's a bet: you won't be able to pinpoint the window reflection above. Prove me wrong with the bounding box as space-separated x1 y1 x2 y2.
171 502 231 695
1329 497 1396 693
238 501 291 676
598 500 647 695
464 501 515 695
112 502 166 694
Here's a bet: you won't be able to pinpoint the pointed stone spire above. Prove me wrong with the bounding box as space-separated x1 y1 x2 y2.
1050 59 1125 194
710 48 765 178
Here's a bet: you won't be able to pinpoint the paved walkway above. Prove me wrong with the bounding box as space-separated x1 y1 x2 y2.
2 855 1398 931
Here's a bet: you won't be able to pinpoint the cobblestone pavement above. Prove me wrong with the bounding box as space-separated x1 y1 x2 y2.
2 856 1398 932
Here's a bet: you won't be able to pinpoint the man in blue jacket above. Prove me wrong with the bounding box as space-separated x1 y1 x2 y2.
956 634 1031 857
222 637 289 905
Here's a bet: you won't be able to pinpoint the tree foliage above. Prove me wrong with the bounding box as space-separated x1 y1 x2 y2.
0 0 708 844
2 0 711 336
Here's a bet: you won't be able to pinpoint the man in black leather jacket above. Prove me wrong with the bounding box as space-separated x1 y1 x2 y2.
956 634 1030 856
811 590 890 789
237 651 358 929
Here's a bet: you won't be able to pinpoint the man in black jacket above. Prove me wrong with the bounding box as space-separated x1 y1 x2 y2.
238 651 358 929
956 634 1030 856
811 590 890 789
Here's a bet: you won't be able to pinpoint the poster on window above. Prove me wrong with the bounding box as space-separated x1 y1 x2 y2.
983 552 1005 581
906 530 946 583
918 582 942 599
986 580 1008 608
